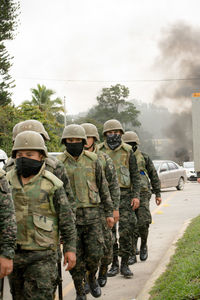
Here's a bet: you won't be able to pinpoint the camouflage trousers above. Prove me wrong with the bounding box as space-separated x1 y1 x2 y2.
70 221 104 290
8 249 58 300
118 189 137 258
131 191 152 254
99 209 113 266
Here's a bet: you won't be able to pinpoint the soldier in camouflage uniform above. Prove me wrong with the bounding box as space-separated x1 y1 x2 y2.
57 124 114 300
81 123 120 288
98 120 140 278
0 169 16 279
4 120 75 212
122 131 162 263
6 131 76 300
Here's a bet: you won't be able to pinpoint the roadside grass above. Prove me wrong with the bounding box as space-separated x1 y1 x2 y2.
149 215 200 300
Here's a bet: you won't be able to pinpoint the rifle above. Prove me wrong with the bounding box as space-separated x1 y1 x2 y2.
58 261 63 300
0 278 4 300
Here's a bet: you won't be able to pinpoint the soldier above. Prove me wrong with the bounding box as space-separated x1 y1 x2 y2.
0 169 16 279
6 131 76 300
81 123 120 288
98 119 140 278
122 131 162 263
4 120 75 212
57 124 114 300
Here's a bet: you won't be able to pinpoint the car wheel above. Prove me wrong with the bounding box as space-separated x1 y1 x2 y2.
176 177 184 190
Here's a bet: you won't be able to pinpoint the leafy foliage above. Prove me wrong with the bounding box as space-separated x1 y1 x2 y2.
23 84 64 115
0 0 20 105
87 84 140 129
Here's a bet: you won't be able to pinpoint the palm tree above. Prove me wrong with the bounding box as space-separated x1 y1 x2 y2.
23 84 64 114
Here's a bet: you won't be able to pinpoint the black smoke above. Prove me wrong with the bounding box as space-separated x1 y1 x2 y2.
153 22 200 162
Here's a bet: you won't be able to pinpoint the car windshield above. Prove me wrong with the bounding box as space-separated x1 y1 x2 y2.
153 162 160 171
183 162 194 168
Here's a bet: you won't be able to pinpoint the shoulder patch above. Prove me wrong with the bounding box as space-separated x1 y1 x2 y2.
57 152 67 164
121 142 132 152
84 150 98 161
45 157 57 169
43 170 63 189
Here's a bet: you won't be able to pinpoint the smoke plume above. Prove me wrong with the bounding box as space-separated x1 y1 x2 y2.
153 22 200 162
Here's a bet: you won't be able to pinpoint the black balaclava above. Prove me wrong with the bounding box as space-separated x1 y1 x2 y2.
106 133 122 150
16 157 43 178
64 141 84 157
127 142 138 152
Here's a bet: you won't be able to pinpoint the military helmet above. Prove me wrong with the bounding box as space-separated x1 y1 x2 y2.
103 119 124 135
12 122 24 142
81 123 100 141
122 131 140 145
61 124 87 144
17 120 50 141
12 131 48 158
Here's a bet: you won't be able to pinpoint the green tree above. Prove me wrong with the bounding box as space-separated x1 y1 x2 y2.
88 84 140 129
0 0 20 105
23 84 64 115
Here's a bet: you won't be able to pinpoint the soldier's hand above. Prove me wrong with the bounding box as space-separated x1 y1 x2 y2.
155 197 162 206
131 198 140 210
106 217 114 229
113 210 119 223
197 178 200 184
0 257 13 278
63 251 76 271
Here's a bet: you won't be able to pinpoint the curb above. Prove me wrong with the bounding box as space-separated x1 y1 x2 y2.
136 219 191 300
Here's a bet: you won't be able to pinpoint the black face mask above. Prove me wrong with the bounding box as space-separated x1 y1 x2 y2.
127 142 138 152
16 157 43 178
65 142 84 157
106 134 122 150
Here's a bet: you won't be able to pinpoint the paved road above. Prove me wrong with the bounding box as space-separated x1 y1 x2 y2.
3 182 200 300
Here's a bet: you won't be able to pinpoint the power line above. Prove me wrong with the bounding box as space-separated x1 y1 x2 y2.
14 77 200 83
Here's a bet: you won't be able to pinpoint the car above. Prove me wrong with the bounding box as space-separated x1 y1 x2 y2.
153 160 187 190
0 149 8 169
183 161 197 181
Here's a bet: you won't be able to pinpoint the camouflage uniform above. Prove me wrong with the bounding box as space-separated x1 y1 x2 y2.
94 145 120 267
57 149 113 296
0 169 16 260
132 150 161 257
98 141 140 259
7 131 76 300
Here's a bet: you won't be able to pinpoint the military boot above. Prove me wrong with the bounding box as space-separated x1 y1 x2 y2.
120 257 133 278
98 264 108 287
128 255 137 265
107 256 119 277
74 280 87 300
88 272 101 298
140 244 148 261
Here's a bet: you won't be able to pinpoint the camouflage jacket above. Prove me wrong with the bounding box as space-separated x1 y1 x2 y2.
6 164 76 254
98 141 141 199
142 152 161 197
57 150 114 225
0 169 17 259
94 145 120 210
4 156 75 214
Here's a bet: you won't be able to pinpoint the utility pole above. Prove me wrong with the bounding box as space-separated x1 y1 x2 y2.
192 93 200 173
63 96 66 127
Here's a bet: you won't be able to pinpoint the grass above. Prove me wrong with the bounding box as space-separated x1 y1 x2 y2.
149 215 200 300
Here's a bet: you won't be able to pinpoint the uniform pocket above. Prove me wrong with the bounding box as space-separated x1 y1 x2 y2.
120 166 130 186
33 213 55 248
87 180 100 205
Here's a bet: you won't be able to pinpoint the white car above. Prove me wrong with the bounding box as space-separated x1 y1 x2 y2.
0 149 8 169
153 160 187 190
183 161 197 181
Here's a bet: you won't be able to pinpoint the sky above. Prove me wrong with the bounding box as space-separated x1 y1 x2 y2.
6 0 200 115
